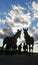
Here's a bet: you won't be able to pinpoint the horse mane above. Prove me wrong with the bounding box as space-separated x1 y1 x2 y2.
11 31 19 39
24 30 30 40
23 28 34 44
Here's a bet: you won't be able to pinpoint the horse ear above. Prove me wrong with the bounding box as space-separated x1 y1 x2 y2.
17 29 19 32
20 29 22 31
23 28 25 30
27 28 28 31
17 29 22 32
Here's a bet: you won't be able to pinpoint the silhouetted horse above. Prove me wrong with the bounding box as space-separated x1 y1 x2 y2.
23 43 28 53
2 30 21 53
23 28 34 53
18 44 22 54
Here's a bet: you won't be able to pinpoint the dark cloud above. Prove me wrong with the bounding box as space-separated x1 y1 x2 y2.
14 17 20 23
33 33 38 41
0 28 14 39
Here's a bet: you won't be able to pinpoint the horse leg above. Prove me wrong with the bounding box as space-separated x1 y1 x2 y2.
5 44 10 54
32 44 33 55
26 45 28 55
29 44 30 55
2 42 5 49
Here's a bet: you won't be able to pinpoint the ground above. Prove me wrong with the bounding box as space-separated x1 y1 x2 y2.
0 55 38 65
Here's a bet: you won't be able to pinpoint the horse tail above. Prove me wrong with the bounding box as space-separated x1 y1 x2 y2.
2 38 6 49
32 38 34 53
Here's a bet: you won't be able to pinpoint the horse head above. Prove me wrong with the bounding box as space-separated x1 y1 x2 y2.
23 28 28 35
17 29 21 38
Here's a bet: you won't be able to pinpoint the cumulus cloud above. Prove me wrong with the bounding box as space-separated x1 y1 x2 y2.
28 26 38 42
0 19 5 24
0 29 5 35
32 1 38 18
0 2 38 42
0 28 13 39
0 19 13 38
37 23 38 27
26 1 38 42
5 4 31 28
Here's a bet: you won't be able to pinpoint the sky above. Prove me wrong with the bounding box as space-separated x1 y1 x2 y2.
0 0 38 42
0 0 38 52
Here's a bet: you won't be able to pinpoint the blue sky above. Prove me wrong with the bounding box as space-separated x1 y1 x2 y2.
0 0 38 18
0 0 38 50
0 0 33 14
0 0 38 36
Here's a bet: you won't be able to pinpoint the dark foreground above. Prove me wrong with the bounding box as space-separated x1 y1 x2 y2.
0 55 38 65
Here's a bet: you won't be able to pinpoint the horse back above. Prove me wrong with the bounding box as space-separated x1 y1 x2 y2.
3 37 11 44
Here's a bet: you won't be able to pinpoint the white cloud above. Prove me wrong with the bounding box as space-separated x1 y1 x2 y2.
0 28 13 39
32 1 38 18
29 26 38 35
0 19 2 23
28 26 38 41
26 1 38 41
37 23 38 27
32 1 38 11
11 4 25 13
0 18 5 24
0 29 5 35
0 3 38 41
5 4 31 29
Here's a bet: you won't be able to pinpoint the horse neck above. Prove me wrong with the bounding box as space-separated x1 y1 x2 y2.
13 32 19 40
24 32 30 40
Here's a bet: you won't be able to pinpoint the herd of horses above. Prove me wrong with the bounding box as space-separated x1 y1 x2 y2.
1 28 34 55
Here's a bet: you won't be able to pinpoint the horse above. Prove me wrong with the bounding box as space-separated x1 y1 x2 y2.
2 29 21 52
18 44 22 54
23 28 34 54
23 43 28 53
